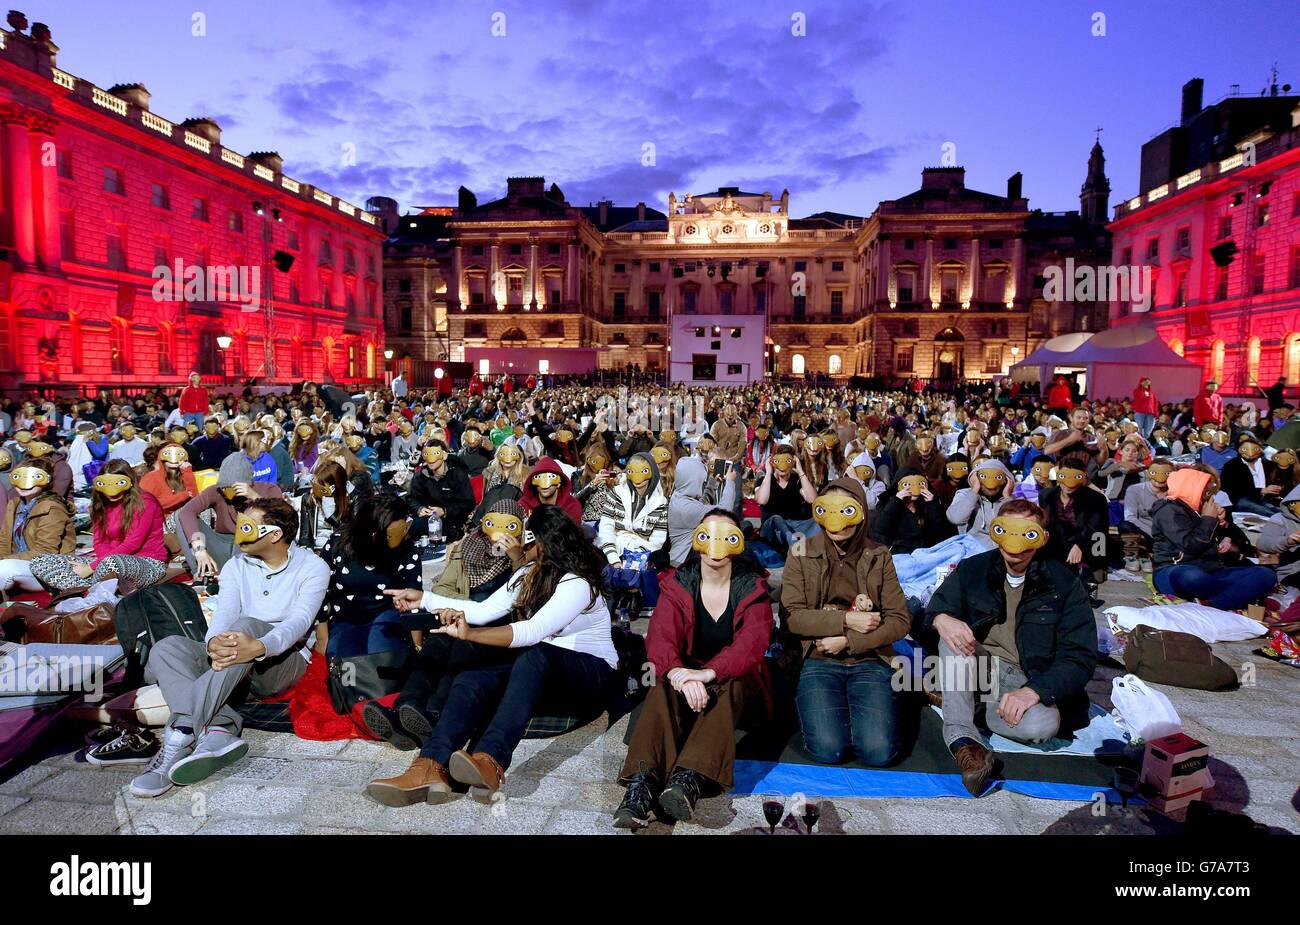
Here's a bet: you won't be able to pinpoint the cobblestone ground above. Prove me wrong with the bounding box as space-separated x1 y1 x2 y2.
2 569 1297 835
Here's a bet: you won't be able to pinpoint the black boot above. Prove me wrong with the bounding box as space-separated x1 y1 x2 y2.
360 701 418 751
657 768 704 823
613 766 660 829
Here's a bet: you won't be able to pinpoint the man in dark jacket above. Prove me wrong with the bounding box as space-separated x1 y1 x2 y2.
455 424 494 476
406 440 475 542
1219 433 1283 516
192 418 236 471
923 498 1097 796
1037 453 1110 591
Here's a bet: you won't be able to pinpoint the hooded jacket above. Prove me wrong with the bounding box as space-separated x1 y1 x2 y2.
869 466 952 554
520 456 584 523
667 457 738 567
140 456 200 515
848 451 888 510
1194 385 1223 427
1132 379 1158 415
946 458 1012 539
1257 484 1300 581
598 452 668 564
1150 468 1255 572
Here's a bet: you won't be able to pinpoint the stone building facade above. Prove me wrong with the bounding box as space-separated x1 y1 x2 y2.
0 13 385 394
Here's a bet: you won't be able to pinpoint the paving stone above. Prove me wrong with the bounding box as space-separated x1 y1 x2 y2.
378 794 487 834
0 794 31 817
203 781 310 817
257 736 351 759
0 762 58 794
0 799 119 834
197 817 304 835
118 811 206 835
1194 715 1296 738
299 786 397 829
501 773 584 807
30 768 135 804
471 798 553 834
877 802 1018 834
274 758 379 788
544 808 622 835
227 755 293 781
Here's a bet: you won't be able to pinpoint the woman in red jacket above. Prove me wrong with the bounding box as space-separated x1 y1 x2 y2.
29 459 169 592
613 508 772 828
139 443 199 555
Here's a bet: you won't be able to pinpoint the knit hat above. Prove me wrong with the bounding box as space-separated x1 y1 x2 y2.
216 452 254 488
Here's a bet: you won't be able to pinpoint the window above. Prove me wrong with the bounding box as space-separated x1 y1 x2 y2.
729 327 742 338
287 230 300 250
548 243 561 255
1291 245 1300 290
399 278 412 293
150 183 169 209
904 239 914 251
791 353 806 375
109 318 131 373
831 261 844 273
828 354 842 375
755 288 766 312
830 290 844 316
466 320 487 337
56 148 73 179
471 245 484 256
509 244 522 256
1293 192 1300 218
613 291 626 316
319 239 333 265
478 358 491 376
1247 336 1261 383
1176 227 1190 253
106 228 126 270
1218 215 1232 240
507 275 523 303
1122 247 1133 266
988 238 1003 249
614 263 625 273
941 270 960 302
344 249 356 273
944 237 957 250
1211 339 1225 382
1174 271 1187 307
983 345 1002 372
719 289 733 314
793 295 806 316
289 277 299 304
59 212 75 261
103 166 124 195
895 346 914 373
153 243 168 269
897 270 915 304
1216 264 1229 301
158 323 175 375
647 290 661 319
1252 252 1266 295
1257 202 1270 228
228 211 242 232
471 291 484 306
649 262 661 273
683 289 697 313
1146 238 1159 261
192 197 208 221
548 286 560 306
794 261 807 273
984 268 1006 303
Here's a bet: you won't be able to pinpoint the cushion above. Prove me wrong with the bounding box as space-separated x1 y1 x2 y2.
1104 603 1267 644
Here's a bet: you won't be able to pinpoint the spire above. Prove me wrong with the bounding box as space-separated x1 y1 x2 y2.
1080 134 1110 225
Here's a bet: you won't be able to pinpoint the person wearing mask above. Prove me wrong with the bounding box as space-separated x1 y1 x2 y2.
391 418 419 465
344 430 382 485
177 453 284 578
1256 486 1300 588
20 438 74 499
368 505 617 807
746 422 775 473
1009 431 1050 477
572 442 617 524
782 478 910 768
108 423 148 468
1220 434 1283 516
192 417 236 473
140 443 200 555
756 445 818 552
1046 376 1074 419
178 372 211 430
241 429 278 486
519 455 585 525
1096 437 1147 504
406 440 475 542
1038 452 1110 595
946 458 1014 542
870 469 951 554
289 420 321 479
470 443 528 526
0 458 76 593
710 404 747 464
67 421 110 491
598 452 669 581
29 460 169 592
922 499 1097 796
1132 377 1158 439
1151 466 1276 610
1194 379 1224 428
667 457 739 568
615 509 772 827
1119 458 1173 563
456 424 494 476
1198 428 1236 475
130 499 329 797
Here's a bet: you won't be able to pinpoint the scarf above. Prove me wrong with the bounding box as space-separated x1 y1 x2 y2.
13 497 36 554
460 499 527 589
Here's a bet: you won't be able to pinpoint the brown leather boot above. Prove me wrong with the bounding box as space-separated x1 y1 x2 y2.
953 742 995 797
448 749 506 803
366 756 453 807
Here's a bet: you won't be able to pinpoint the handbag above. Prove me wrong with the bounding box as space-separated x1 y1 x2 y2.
326 648 413 715
1124 624 1239 691
0 587 117 645
1110 673 1182 743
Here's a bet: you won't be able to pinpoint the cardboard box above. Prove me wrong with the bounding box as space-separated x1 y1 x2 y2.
1139 732 1213 812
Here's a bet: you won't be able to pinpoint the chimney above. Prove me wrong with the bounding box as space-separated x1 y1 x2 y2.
598 199 611 227
182 117 222 145
248 151 284 173
636 201 646 221
1007 172 1023 200
108 83 151 111
458 186 477 212
920 167 965 191
1181 78 1204 125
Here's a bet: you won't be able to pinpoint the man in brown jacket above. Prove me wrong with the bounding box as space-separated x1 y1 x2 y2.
710 403 747 464
780 477 910 765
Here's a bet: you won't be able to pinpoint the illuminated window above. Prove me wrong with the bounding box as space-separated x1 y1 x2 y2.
791 353 806 375
478 358 490 376
1247 337 1261 383
827 354 842 375
1211 339 1225 382
1168 338 1184 357
538 360 550 375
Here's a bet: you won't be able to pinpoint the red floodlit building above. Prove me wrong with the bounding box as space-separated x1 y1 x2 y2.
0 13 385 395
1109 77 1300 400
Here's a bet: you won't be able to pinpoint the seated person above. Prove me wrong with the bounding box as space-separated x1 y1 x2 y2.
849 453 889 511
597 453 669 606
29 460 168 592
1221 434 1283 516
667 457 739 568
317 494 421 663
870 469 952 554
470 443 528 527
177 453 284 579
782 478 910 767
1096 438 1147 505
1119 458 1173 554
368 505 617 807
307 456 374 537
21 438 74 499
405 440 475 541
1009 431 1049 476
933 453 969 508
191 417 236 472
1013 457 1055 504
1151 466 1276 610
572 442 617 524
1257 485 1300 588
140 443 200 554
108 423 148 468
756 445 818 552
130 499 330 797
456 424 495 476
615 509 772 828
344 431 382 485
1197 428 1236 474
243 430 279 485
521 456 585 524
947 459 1014 541
922 499 1097 796
1038 452 1109 589
0 457 76 593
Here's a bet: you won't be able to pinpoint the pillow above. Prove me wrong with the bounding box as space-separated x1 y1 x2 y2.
1105 603 1266 644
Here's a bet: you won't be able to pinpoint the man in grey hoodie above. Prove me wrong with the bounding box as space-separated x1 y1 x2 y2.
667 457 739 567
1256 485 1300 585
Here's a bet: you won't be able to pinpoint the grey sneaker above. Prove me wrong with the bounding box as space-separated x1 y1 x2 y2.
1140 558 1153 574
1125 556 1141 573
168 728 248 785
129 728 194 798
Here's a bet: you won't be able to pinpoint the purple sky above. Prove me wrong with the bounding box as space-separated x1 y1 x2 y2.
36 0 1300 218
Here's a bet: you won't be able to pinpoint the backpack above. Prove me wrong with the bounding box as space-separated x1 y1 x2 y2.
113 583 208 685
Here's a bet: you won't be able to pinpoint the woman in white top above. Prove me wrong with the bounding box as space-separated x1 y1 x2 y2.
368 504 617 807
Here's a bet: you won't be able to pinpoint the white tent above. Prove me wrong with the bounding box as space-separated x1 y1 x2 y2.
1011 326 1203 401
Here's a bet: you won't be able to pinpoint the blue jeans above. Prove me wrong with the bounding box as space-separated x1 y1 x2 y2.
1153 564 1277 611
760 515 820 549
1232 497 1280 517
326 608 407 658
182 411 207 430
795 657 899 766
1135 412 1155 439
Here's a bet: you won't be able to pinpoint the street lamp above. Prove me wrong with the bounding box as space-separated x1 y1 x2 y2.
384 349 394 361
216 335 233 387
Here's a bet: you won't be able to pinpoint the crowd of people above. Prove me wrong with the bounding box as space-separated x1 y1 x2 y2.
3 367 1294 827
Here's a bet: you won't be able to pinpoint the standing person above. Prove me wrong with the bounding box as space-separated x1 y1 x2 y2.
1046 376 1073 419
782 478 910 768
1265 377 1287 417
29 460 169 592
1132 376 1158 440
392 371 409 400
614 510 772 827
130 499 329 797
922 499 1097 796
0 458 75 593
178 372 210 430
1194 379 1224 428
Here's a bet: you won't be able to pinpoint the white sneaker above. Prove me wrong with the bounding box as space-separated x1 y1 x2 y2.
129 728 194 798
168 728 248 785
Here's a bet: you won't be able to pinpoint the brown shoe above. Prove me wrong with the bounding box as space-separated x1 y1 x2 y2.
953 742 995 797
448 749 506 802
366 756 453 807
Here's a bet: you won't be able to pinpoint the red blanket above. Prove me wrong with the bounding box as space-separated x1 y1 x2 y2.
259 657 391 742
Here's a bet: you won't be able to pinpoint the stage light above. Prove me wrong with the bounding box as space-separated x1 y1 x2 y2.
253 201 264 216
216 335 233 350
434 367 445 380
773 344 781 354
384 349 394 360
272 208 282 222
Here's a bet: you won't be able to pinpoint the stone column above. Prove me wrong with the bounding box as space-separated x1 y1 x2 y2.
567 242 579 305
489 243 500 308
880 238 892 304
450 244 463 308
528 239 538 309
30 114 60 271
924 237 935 307
5 112 37 267
1009 237 1024 305
969 236 981 304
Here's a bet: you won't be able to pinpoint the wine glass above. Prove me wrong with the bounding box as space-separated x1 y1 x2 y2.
801 799 821 834
1113 767 1139 811
761 793 784 834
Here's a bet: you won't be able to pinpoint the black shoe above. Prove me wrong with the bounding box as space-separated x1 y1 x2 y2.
85 728 160 767
396 703 435 745
84 722 136 748
657 769 704 823
613 768 659 829
360 701 418 751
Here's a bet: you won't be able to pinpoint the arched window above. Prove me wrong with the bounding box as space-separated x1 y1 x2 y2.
322 337 335 378
1285 333 1300 383
827 354 843 375
1247 337 1261 384
158 322 176 376
1168 338 1184 357
366 342 376 379
291 338 304 378
109 317 131 374
1211 339 1225 383
791 353 806 375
